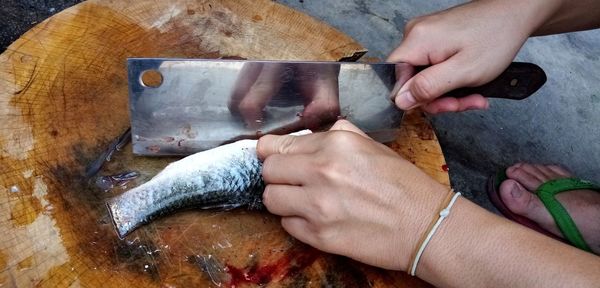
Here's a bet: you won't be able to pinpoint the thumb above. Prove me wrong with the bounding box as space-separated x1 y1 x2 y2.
392 56 474 110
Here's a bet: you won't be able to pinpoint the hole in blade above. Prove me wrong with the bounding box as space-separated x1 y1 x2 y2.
140 70 163 88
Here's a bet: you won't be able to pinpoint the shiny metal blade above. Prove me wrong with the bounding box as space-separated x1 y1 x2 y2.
128 59 402 155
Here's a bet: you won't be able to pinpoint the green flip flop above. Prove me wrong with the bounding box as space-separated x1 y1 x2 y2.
487 170 600 253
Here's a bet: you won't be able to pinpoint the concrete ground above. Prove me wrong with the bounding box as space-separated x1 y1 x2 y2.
1 1 599 212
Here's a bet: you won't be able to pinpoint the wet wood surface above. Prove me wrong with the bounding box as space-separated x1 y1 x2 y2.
0 0 449 287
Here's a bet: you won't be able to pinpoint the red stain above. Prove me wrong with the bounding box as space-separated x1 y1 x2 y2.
226 248 320 287
441 164 449 172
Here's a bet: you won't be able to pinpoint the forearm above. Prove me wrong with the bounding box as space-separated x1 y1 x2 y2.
534 0 600 35
416 196 600 287
473 0 600 36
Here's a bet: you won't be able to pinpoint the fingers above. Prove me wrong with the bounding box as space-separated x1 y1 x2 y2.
280 217 316 246
262 154 311 185
297 64 341 129
257 132 324 160
239 64 286 127
391 63 415 99
421 94 490 114
263 185 310 217
392 56 478 110
229 63 263 113
229 63 287 128
257 119 370 160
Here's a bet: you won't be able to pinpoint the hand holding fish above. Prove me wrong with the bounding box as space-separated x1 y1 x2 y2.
228 62 341 129
257 119 450 271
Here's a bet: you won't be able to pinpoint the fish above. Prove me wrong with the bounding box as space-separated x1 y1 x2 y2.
106 130 311 239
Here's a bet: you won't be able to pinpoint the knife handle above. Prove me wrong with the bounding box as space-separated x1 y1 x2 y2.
417 62 547 100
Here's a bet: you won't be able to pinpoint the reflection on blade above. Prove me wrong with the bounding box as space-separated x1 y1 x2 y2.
128 59 403 155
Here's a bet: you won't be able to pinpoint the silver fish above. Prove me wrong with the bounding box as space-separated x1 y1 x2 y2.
106 130 310 239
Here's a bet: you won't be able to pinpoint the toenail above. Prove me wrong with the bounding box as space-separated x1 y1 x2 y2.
510 182 523 199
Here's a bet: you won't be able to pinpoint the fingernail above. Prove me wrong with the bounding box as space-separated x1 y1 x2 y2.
396 90 417 109
510 182 523 199
389 82 402 101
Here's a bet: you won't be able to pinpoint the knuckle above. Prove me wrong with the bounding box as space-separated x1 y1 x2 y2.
404 17 423 35
261 185 274 207
313 227 335 248
261 156 275 178
313 157 341 181
405 19 429 37
256 135 275 157
326 131 357 146
238 99 261 115
313 197 334 219
411 73 438 101
276 135 297 154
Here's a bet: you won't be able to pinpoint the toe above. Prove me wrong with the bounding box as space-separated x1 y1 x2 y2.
547 165 572 177
499 179 561 236
499 179 533 215
534 164 561 179
506 164 544 191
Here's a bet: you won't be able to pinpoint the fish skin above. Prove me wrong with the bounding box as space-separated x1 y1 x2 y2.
106 130 310 239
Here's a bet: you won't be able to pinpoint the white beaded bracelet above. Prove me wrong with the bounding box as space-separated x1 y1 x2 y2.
409 191 462 276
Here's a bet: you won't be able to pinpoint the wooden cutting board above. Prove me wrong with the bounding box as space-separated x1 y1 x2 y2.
0 0 450 287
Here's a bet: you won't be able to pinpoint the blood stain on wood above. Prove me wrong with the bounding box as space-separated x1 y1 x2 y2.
415 123 435 141
226 248 320 287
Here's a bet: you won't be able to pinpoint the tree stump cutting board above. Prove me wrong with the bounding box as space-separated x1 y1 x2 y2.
0 0 450 287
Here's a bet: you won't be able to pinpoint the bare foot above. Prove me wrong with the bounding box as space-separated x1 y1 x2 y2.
499 163 600 254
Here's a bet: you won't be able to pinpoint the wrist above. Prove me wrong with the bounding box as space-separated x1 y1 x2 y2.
413 196 500 286
465 0 562 40
491 0 563 37
397 181 452 271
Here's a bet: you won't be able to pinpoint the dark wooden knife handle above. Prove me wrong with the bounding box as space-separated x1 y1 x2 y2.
417 62 547 100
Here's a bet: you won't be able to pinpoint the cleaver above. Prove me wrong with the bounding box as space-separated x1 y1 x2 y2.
127 59 546 156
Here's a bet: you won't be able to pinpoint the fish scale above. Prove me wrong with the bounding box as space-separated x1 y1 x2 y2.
107 140 263 239
106 131 310 239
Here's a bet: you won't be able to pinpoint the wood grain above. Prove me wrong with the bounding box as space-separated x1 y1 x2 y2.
0 0 448 287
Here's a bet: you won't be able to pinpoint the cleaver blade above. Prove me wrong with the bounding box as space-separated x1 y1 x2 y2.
127 59 546 156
